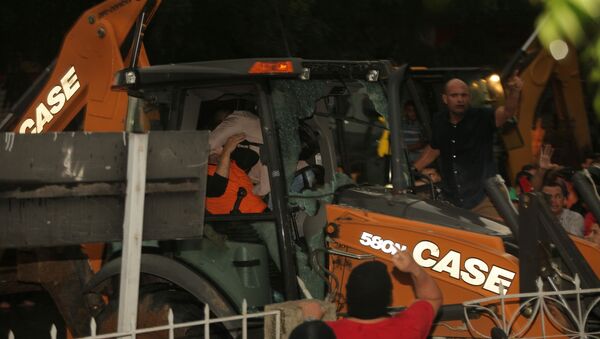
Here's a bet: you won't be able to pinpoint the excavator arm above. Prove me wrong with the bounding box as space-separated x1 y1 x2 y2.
4 0 161 134
507 45 593 177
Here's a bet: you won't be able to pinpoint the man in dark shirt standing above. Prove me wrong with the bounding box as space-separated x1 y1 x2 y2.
413 76 522 220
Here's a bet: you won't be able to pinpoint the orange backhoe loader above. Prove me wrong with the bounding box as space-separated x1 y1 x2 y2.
1 1 600 338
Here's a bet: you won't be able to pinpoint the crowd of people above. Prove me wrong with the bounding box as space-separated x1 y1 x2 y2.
399 73 600 246
512 143 600 243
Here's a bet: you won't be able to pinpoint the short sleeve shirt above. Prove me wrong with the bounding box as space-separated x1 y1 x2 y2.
430 107 497 209
402 120 425 162
326 301 434 339
559 209 585 237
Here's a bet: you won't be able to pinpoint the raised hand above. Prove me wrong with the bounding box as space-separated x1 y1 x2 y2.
539 144 559 170
391 250 420 275
222 133 246 155
505 72 523 95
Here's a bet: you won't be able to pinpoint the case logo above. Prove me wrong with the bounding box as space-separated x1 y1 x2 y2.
359 232 515 295
19 66 81 134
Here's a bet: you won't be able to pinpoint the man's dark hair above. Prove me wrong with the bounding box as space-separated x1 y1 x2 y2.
521 163 536 172
515 170 533 191
289 320 336 339
346 261 392 319
543 179 568 198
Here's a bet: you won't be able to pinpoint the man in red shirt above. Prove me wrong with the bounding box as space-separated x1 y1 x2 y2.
301 251 442 338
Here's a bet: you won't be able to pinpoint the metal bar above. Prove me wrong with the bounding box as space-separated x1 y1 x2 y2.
242 299 248 339
275 310 281 339
128 9 146 69
75 309 283 339
168 309 174 339
205 213 276 223
117 133 149 338
257 81 299 300
387 65 410 190
326 248 375 260
204 304 210 338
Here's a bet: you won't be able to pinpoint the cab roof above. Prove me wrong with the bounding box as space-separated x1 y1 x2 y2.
113 58 393 89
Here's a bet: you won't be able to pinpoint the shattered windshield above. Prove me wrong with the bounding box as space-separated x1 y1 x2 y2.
270 78 395 212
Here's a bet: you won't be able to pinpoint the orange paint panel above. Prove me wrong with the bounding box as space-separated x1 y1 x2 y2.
572 237 600 277
325 204 565 337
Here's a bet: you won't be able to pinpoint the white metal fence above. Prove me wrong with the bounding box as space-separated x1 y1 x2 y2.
7 299 281 339
462 274 600 338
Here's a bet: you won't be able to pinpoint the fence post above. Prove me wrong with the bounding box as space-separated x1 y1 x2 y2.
275 311 281 339
242 299 248 339
168 308 174 339
90 317 97 337
204 304 210 338
50 324 57 339
117 133 149 338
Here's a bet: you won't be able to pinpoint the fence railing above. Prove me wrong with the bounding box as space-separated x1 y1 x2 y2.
7 299 281 339
462 274 600 338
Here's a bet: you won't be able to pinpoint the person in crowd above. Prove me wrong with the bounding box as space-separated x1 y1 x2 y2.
532 144 589 216
413 74 522 220
401 100 426 164
300 251 442 339
581 151 600 170
206 133 267 214
515 170 533 195
541 180 584 237
584 213 600 246
209 109 270 196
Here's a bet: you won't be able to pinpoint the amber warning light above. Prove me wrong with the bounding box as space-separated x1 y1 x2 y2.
248 61 294 74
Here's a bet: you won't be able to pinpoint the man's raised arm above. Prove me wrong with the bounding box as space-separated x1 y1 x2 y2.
392 251 443 314
495 73 523 127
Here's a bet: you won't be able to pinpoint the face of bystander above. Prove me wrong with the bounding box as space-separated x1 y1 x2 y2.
585 223 600 246
542 185 565 215
404 103 417 121
443 79 471 115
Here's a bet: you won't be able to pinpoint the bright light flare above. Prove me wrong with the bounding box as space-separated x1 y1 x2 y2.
549 40 569 60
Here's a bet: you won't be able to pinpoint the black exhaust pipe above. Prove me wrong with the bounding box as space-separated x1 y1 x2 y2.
572 171 600 222
485 175 519 241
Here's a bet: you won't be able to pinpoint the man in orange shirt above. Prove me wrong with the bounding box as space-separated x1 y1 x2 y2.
206 133 267 214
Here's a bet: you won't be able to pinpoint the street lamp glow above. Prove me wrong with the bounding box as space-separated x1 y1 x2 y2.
489 74 500 83
549 40 569 60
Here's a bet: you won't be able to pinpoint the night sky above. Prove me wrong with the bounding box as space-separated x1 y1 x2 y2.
0 0 540 108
